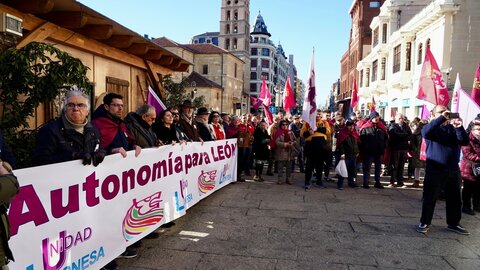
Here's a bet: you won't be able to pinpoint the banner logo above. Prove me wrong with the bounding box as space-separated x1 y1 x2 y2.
198 170 217 195
219 164 231 184
122 192 164 240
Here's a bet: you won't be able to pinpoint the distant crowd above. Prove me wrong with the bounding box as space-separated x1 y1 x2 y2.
0 88 479 268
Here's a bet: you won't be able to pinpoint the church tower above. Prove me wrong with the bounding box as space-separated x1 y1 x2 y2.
219 0 250 95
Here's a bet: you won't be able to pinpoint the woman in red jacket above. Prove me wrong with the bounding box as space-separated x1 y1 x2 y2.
460 120 480 215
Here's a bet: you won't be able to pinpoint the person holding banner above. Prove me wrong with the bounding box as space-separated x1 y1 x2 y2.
92 93 141 158
0 161 19 267
177 100 200 142
33 89 106 167
208 111 225 140
417 105 470 235
153 109 183 144
125 105 159 148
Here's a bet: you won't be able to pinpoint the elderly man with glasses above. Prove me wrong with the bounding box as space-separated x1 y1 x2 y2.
33 89 106 167
417 105 470 235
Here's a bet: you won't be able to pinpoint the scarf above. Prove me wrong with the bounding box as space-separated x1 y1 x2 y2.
62 113 87 134
274 128 291 143
361 119 388 134
336 126 360 147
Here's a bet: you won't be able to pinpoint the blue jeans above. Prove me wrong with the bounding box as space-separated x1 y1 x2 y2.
337 157 357 187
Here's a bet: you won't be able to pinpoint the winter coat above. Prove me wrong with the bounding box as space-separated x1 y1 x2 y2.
226 124 252 148
196 119 214 142
253 128 270 161
411 128 426 168
91 105 134 154
33 116 101 166
337 127 360 159
210 123 225 140
152 122 179 144
275 130 298 161
460 133 480 181
125 112 158 148
304 131 328 159
388 123 412 151
177 114 200 141
359 121 389 156
422 115 469 170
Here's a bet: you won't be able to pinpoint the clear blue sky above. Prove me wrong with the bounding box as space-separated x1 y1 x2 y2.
78 0 352 105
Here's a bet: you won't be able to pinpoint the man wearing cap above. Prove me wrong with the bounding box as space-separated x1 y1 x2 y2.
388 113 412 187
195 107 214 142
336 120 360 189
359 111 388 189
221 112 231 132
177 100 200 141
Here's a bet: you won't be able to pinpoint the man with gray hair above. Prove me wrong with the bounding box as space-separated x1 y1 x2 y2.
125 104 159 148
33 89 105 166
387 113 412 187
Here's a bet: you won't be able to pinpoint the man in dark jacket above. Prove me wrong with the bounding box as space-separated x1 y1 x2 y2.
337 120 360 189
0 162 19 266
388 113 412 187
359 111 388 189
195 107 214 141
33 90 105 167
177 100 200 141
92 93 141 158
417 105 470 235
303 126 328 189
125 105 158 148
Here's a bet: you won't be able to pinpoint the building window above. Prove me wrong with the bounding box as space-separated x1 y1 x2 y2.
261 72 269 80
250 59 257 68
417 43 423 65
373 27 379 47
261 48 270 56
360 70 364 87
233 38 237 49
234 10 238 20
226 24 230 34
426 38 431 49
225 39 230 50
370 1 381 7
250 83 257 92
261 59 270 69
397 10 401 30
250 72 256 80
233 24 238 33
382 24 387 43
234 63 237 78
393 44 401 73
372 60 378 82
226 11 231 21
226 0 231 5
381 57 386 80
365 68 370 87
202 65 208 75
217 92 220 100
251 48 257 55
405 42 411 71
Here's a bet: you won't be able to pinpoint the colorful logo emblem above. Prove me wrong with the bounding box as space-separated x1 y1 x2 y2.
123 192 164 241
219 163 231 184
198 170 217 195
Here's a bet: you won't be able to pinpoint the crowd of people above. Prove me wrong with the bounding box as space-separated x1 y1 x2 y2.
0 88 479 268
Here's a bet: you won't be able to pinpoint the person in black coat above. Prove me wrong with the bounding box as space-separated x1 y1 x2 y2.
252 121 270 181
195 107 214 142
388 113 412 187
152 109 184 144
33 90 105 167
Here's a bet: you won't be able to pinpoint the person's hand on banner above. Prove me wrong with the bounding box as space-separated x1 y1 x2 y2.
134 145 142 157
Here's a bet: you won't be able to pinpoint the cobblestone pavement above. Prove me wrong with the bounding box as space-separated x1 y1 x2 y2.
118 171 480 270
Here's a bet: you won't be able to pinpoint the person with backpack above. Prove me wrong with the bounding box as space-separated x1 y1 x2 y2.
303 125 328 189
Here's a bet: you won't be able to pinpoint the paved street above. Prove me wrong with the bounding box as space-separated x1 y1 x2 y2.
118 172 480 270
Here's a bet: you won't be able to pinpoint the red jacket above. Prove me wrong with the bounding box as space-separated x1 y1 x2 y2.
460 133 480 181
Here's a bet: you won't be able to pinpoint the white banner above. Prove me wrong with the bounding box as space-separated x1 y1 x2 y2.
7 140 237 270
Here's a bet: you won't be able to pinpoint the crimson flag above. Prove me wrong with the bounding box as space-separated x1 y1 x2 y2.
417 47 450 106
350 79 359 109
471 64 480 106
259 78 271 106
283 76 296 113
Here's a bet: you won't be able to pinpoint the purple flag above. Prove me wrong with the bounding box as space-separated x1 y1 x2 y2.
147 86 166 114
420 104 430 119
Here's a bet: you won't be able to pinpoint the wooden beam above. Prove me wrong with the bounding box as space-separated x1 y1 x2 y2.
168 59 181 70
43 11 88 29
125 43 149 55
9 0 54 14
157 55 174 66
104 35 134 49
16 21 59 49
80 24 113 40
178 63 190 72
144 50 163 60
144 60 164 99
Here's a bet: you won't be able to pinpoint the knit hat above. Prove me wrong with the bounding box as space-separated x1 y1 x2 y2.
369 111 379 119
345 120 355 126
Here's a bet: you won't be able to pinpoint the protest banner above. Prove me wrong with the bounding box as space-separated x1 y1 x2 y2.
7 140 237 270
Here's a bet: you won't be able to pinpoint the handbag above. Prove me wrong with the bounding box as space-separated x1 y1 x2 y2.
472 163 480 177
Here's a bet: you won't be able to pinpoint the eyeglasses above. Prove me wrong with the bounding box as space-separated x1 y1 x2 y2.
109 103 124 108
66 103 88 109
171 112 179 116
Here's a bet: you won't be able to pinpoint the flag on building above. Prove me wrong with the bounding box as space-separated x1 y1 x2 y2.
350 79 359 110
471 64 480 106
147 86 166 114
250 96 263 110
283 76 296 113
263 104 274 126
417 47 450 106
302 49 317 129
451 73 462 113
259 78 271 106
